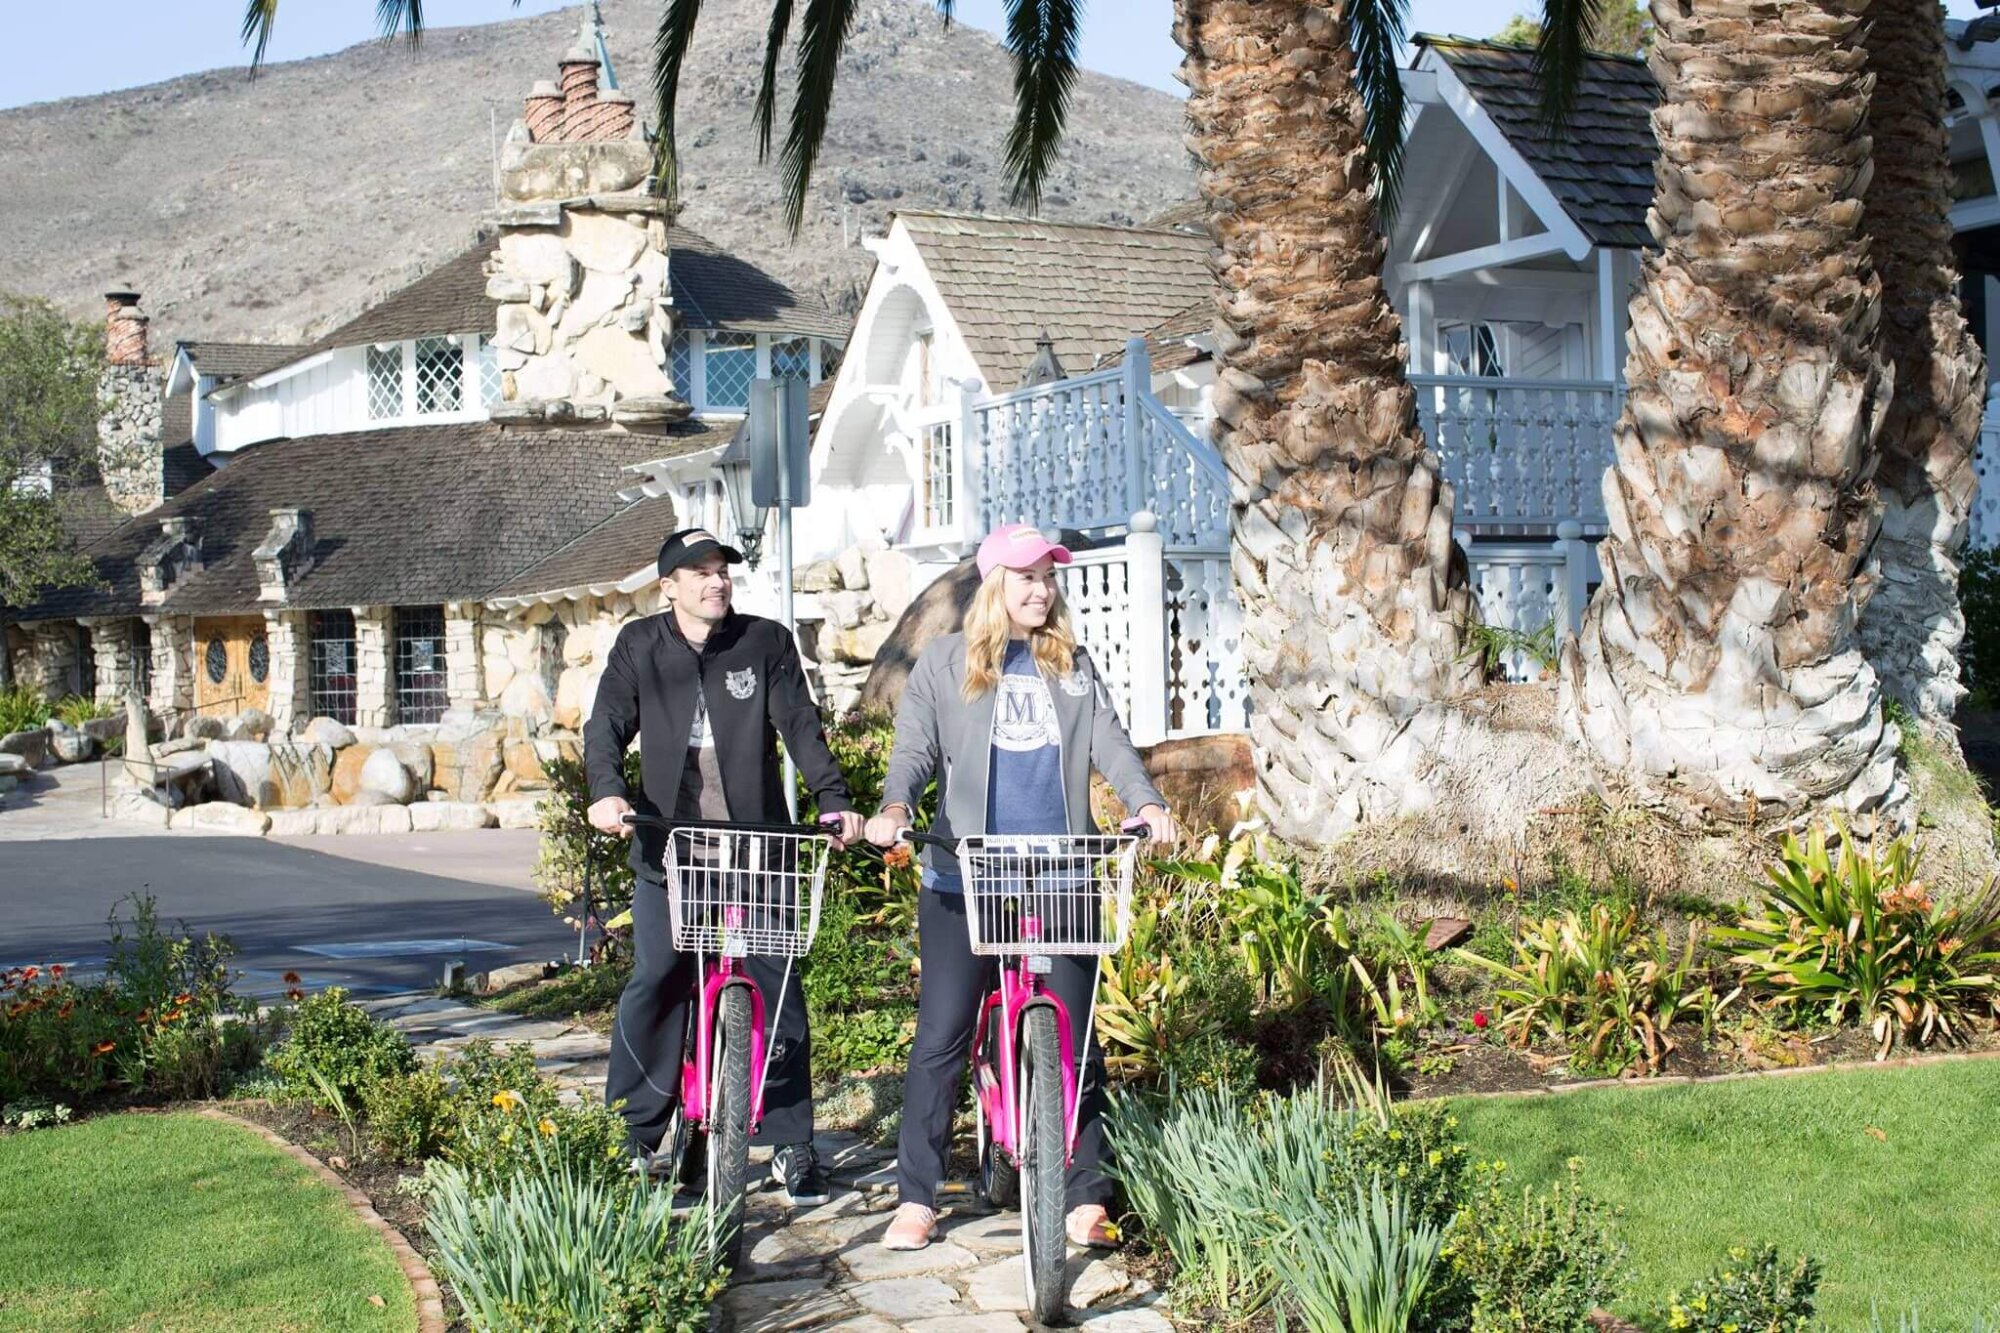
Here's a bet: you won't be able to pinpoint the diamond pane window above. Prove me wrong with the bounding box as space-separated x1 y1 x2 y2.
475 335 503 407
367 345 404 420
670 331 693 397
772 337 810 386
705 333 757 410
415 337 462 415
309 610 358 726
394 605 449 725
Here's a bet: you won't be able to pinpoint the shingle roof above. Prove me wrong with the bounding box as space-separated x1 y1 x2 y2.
182 342 313 385
1420 36 1659 251
1094 299 1212 373
491 493 681 598
20 418 732 620
896 211 1215 384
667 226 848 340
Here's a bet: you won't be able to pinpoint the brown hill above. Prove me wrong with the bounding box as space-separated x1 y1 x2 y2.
0 0 1194 349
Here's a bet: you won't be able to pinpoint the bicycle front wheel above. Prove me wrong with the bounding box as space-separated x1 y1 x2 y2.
1018 1004 1067 1323
706 983 753 1273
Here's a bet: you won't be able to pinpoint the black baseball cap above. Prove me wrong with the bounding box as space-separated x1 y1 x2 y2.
657 527 744 577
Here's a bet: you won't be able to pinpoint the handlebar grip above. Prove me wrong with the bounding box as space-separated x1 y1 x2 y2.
897 828 957 851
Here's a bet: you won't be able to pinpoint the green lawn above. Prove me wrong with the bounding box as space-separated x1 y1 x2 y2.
1452 1059 2000 1328
0 1113 417 1333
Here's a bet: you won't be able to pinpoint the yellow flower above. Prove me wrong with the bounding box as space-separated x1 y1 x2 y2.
538 1118 558 1137
491 1089 524 1112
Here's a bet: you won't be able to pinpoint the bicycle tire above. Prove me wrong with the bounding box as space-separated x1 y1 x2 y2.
1018 1004 1068 1324
978 1005 1020 1209
706 983 754 1273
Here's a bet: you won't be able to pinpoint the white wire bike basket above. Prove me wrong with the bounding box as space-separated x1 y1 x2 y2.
664 826 832 959
953 834 1140 958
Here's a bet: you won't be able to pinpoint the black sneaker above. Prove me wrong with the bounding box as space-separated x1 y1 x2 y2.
770 1142 830 1206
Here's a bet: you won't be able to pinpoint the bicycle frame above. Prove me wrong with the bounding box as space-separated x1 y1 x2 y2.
682 955 772 1130
975 953 1083 1170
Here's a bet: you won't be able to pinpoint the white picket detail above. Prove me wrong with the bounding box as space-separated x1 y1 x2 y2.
1164 549 1250 736
1462 533 1601 684
1972 391 2000 550
1138 397 1232 548
1412 375 1618 532
1059 545 1141 734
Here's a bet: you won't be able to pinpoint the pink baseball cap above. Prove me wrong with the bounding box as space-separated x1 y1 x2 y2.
976 523 1073 579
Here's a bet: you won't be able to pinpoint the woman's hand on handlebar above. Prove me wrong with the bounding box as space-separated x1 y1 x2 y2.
588 796 634 837
1130 804 1177 846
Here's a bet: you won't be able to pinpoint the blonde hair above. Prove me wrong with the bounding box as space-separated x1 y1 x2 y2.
962 565 1077 701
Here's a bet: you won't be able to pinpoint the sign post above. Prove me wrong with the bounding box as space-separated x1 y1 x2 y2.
748 375 812 818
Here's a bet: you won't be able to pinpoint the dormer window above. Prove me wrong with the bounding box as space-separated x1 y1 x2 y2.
414 336 463 414
361 336 492 425
367 345 403 420
704 332 758 411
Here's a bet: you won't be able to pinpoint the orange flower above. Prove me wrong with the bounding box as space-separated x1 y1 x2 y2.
21 966 38 983
1502 877 1520 896
285 987 305 1002
57 1000 75 1020
136 1009 152 1024
49 964 65 980
93 1041 116 1055
162 1008 184 1024
173 992 192 1006
282 971 301 985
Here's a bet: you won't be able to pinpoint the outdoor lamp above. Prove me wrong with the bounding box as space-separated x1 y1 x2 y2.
717 436 768 569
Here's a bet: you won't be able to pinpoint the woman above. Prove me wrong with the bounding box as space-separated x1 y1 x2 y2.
865 522 1176 1251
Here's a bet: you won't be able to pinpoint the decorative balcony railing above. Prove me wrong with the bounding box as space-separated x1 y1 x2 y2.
1411 374 1620 533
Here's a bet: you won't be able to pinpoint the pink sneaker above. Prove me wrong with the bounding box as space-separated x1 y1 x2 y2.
882 1202 938 1251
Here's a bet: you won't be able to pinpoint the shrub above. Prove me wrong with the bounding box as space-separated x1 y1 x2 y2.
51 694 117 727
1660 1245 1820 1333
443 1040 629 1191
805 879 917 1080
535 753 644 949
266 987 415 1111
1439 1160 1624 1333
361 1063 457 1162
1715 823 2000 1054
1456 904 1715 1075
1266 1180 1447 1333
422 1147 721 1331
1 964 130 1108
0 685 49 737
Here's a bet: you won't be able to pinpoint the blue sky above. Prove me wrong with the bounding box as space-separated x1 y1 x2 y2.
2 1 1994 111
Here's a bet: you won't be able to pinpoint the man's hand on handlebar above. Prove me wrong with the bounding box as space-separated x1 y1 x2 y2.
823 810 867 850
588 795 634 837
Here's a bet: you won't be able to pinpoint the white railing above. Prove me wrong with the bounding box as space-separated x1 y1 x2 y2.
973 339 1230 549
1412 374 1618 532
1972 394 2000 549
1059 514 1242 745
1461 526 1600 683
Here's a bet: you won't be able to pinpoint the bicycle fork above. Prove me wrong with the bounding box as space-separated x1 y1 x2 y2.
977 954 1087 1170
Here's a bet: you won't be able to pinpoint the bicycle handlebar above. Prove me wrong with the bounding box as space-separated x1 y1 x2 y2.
620 813 845 837
893 817 1152 851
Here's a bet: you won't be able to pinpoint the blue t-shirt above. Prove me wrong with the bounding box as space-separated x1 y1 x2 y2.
928 640 1066 893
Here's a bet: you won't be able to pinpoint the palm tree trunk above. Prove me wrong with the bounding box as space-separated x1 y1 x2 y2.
1563 0 1905 826
1856 0 1986 729
1175 0 1480 840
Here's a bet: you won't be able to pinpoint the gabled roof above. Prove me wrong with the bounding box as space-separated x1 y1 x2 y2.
895 211 1214 383
1419 36 1658 251
301 240 497 358
21 418 731 620
181 341 313 386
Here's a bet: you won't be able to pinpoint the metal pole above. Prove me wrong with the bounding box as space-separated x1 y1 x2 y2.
778 396 800 822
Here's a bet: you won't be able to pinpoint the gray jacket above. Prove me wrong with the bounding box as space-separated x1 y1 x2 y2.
880 633 1167 880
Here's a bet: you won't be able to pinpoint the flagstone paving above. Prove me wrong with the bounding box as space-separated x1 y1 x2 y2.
361 991 1175 1331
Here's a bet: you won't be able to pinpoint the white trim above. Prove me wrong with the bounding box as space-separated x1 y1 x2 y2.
1397 232 1568 284
241 349 334 392
1397 121 1480 268
1421 52 1596 262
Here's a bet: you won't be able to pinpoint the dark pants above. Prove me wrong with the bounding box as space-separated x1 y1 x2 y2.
606 872 813 1154
896 887 1111 1210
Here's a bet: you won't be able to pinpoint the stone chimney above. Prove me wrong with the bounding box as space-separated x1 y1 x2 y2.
253 508 316 602
104 290 149 365
97 287 166 517
137 516 203 606
486 17 688 434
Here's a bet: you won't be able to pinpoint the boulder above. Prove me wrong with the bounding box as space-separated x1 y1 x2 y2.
861 558 982 713
183 715 228 741
503 739 549 787
0 729 48 769
82 717 125 747
563 211 648 273
206 740 273 807
108 790 172 828
819 619 894 667
267 742 334 809
358 746 415 802
835 545 872 591
0 753 29 779
391 742 435 792
865 549 916 619
795 559 843 594
47 722 92 764
433 734 504 803
823 590 871 631
435 707 501 745
490 796 547 829
303 716 357 748
226 708 275 742
345 789 399 808
331 745 375 804
409 801 499 832
266 808 323 837
553 667 588 731
172 802 272 836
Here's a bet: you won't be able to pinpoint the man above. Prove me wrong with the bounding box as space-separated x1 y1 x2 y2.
585 527 864 1206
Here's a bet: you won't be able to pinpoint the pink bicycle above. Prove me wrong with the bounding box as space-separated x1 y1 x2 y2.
898 825 1142 1323
625 813 836 1271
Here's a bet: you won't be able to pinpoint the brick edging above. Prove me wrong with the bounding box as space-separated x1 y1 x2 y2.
197 1107 447 1333
1430 1043 2000 1104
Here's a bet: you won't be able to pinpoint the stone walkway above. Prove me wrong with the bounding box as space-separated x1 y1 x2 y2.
359 991 1175 1332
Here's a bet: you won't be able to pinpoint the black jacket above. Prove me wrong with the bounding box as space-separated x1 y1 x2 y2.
584 610 852 878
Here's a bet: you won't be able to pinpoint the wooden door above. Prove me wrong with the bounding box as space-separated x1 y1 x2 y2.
194 616 272 718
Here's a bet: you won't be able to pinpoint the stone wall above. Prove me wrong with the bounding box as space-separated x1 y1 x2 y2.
145 615 194 720
82 618 143 705
481 584 663 732
798 540 919 714
353 607 392 728
263 611 310 731
12 622 81 697
445 602 485 711
96 292 165 518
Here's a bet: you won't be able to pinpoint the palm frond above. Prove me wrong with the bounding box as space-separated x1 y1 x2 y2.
755 0 799 162
649 0 706 203
936 0 956 30
1533 0 1608 134
780 0 862 232
375 0 426 49
240 0 281 71
1346 0 1410 223
1000 0 1082 210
